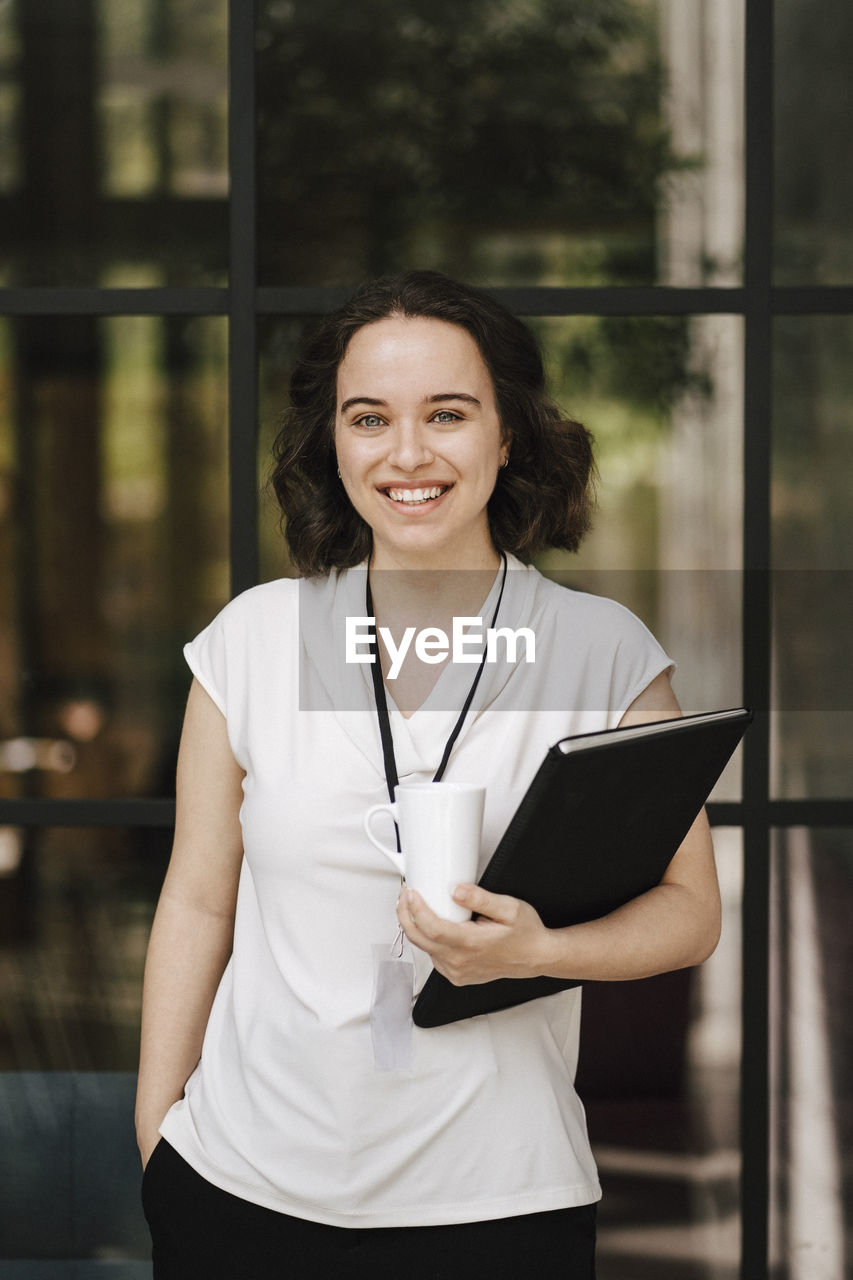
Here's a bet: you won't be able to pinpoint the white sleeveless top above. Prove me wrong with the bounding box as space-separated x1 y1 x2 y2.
159 557 673 1227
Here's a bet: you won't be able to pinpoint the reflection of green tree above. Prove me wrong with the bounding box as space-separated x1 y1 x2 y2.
258 0 671 286
543 314 700 418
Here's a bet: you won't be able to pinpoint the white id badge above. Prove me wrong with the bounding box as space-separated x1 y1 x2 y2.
370 938 415 1071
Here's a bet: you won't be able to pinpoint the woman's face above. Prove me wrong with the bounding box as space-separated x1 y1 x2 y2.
334 315 508 571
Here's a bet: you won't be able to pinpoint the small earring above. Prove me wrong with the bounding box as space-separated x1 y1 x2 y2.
337 467 342 479
500 456 509 470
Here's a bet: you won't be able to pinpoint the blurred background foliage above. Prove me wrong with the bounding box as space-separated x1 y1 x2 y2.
257 0 671 285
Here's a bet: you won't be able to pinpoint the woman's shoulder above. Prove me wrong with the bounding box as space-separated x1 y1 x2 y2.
206 575 301 628
523 568 674 719
232 575 301 607
529 567 661 645
185 578 303 671
183 578 304 714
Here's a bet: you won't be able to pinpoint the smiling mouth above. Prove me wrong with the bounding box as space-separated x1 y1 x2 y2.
381 485 452 506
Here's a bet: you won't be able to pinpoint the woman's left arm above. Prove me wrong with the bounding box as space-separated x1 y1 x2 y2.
398 671 722 986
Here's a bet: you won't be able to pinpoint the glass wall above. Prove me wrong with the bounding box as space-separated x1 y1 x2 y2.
2 0 852 1277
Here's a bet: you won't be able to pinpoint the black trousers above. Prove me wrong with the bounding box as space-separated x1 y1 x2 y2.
142 1139 597 1279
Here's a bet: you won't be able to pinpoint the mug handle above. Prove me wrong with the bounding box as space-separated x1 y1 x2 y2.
363 803 405 876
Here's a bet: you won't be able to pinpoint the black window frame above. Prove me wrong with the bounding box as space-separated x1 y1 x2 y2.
2 2 852 1275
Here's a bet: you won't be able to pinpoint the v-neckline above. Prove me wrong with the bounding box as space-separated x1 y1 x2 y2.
374 563 507 719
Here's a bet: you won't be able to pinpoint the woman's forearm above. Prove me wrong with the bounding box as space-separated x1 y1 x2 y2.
135 888 235 1163
537 878 722 983
535 801 722 983
401 864 720 989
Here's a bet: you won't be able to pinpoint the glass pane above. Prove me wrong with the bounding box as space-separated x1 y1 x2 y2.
772 317 853 797
775 0 853 284
536 314 744 798
257 0 744 287
1 0 227 286
584 828 742 1279
0 315 229 802
769 829 853 1278
258 313 744 796
0 826 162 1069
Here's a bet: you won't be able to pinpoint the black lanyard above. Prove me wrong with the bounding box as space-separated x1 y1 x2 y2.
366 555 509 820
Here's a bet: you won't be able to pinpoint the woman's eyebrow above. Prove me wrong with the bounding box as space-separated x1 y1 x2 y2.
340 396 387 413
427 393 482 406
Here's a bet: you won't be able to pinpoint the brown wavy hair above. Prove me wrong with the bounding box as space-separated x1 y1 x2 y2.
271 270 595 575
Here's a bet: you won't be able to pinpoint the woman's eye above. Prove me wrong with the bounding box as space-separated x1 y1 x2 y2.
433 410 461 424
355 414 383 429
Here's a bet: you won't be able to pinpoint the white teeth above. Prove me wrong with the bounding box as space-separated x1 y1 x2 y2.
386 486 447 504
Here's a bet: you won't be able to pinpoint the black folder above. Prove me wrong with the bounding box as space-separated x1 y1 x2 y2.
412 706 752 1028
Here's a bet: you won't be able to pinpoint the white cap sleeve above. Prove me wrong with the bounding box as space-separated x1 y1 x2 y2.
180 582 289 770
184 617 228 716
608 609 676 727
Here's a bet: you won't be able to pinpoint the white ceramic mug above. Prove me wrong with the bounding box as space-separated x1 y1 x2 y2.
364 783 486 922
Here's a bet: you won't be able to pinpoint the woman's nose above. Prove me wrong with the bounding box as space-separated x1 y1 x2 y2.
386 422 434 471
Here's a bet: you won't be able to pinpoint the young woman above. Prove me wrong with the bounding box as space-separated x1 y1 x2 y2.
136 271 720 1279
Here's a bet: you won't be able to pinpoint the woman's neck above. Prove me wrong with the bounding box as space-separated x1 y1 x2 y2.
367 552 504 717
367 555 502 627
369 540 501 576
